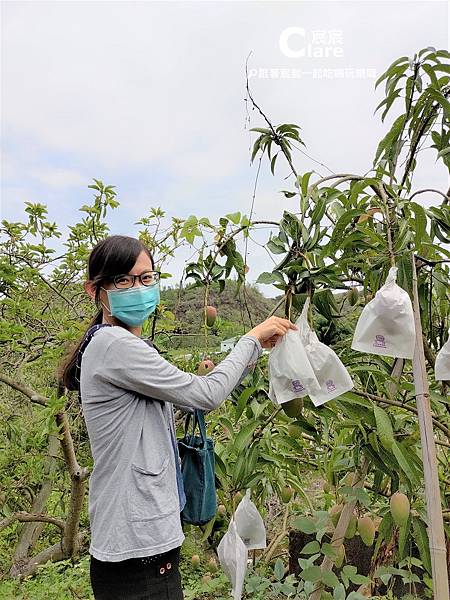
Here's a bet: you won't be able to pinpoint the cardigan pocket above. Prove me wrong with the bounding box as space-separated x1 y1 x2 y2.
128 456 178 522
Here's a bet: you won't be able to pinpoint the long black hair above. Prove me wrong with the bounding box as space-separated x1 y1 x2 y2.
58 235 154 391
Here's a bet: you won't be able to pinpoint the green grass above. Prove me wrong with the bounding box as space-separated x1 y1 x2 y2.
0 555 93 600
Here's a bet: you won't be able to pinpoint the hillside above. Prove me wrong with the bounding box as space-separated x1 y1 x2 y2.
157 282 359 352
159 281 281 343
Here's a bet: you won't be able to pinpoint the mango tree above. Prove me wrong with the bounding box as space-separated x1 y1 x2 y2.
0 47 449 599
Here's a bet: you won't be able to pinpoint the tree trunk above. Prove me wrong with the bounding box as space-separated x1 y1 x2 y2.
12 432 59 564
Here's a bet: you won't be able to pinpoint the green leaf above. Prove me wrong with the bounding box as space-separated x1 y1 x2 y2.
428 88 450 118
375 566 392 585
349 573 371 584
225 212 241 225
251 138 261 162
373 405 394 450
299 565 322 582
299 171 313 198
293 517 317 534
233 422 258 453
437 146 450 159
391 441 418 487
300 540 321 555
396 254 413 295
375 56 408 89
375 88 402 122
256 271 285 286
398 515 411 558
267 238 287 254
235 387 257 424
412 517 431 574
409 201 427 249
421 62 439 87
333 584 346 600
280 210 301 240
310 195 327 224
373 114 406 165
322 570 339 587
329 209 363 251
321 543 337 559
274 558 285 581
281 189 297 199
270 154 278 175
250 127 271 134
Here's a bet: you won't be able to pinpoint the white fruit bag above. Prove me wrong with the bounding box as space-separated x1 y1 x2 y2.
217 519 248 600
234 489 266 550
297 299 354 406
351 267 415 359
435 330 450 381
268 320 320 405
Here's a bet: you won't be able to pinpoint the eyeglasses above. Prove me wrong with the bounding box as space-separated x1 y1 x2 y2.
109 270 161 289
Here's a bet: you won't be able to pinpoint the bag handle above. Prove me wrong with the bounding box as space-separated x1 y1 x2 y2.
75 323 113 386
184 409 207 448
75 323 113 402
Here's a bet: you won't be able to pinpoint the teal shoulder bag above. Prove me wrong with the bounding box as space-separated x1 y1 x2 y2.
177 409 217 525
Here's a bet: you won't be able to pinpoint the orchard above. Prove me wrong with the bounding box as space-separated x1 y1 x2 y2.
1 48 449 599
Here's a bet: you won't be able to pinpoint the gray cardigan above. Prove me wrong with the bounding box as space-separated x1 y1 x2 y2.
80 325 262 561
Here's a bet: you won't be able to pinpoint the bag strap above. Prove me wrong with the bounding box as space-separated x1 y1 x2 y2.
75 323 113 397
184 409 207 448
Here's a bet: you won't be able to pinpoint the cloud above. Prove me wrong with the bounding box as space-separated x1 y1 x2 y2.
28 167 87 189
2 1 448 297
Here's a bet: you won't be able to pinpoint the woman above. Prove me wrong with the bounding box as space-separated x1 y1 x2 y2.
59 235 297 600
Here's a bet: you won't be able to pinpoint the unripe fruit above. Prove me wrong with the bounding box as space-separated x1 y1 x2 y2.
329 504 343 527
358 515 375 546
217 504 226 516
347 287 359 306
282 398 304 418
335 544 345 568
345 513 357 539
191 554 201 568
197 359 215 375
280 485 293 504
201 574 212 585
287 424 303 439
206 305 217 327
390 492 410 527
206 558 218 573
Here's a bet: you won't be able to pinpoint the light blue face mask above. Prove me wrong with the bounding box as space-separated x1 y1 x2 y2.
102 284 160 326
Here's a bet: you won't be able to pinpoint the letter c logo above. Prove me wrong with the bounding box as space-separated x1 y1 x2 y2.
279 27 306 58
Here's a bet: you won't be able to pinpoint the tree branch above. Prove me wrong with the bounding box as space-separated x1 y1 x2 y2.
410 188 450 203
55 412 89 557
0 372 48 406
0 512 65 533
354 390 450 438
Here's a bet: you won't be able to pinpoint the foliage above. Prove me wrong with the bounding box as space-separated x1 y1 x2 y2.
0 47 449 597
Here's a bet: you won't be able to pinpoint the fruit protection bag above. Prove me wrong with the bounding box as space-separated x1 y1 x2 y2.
217 518 248 600
234 489 266 551
435 329 450 381
268 320 321 405
351 267 415 359
297 299 354 406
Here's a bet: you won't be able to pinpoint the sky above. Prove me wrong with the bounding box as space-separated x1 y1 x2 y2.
1 0 449 297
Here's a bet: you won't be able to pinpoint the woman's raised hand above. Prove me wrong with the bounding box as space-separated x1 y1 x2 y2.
247 316 298 349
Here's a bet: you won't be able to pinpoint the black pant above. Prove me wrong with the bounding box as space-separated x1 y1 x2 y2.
90 546 184 600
